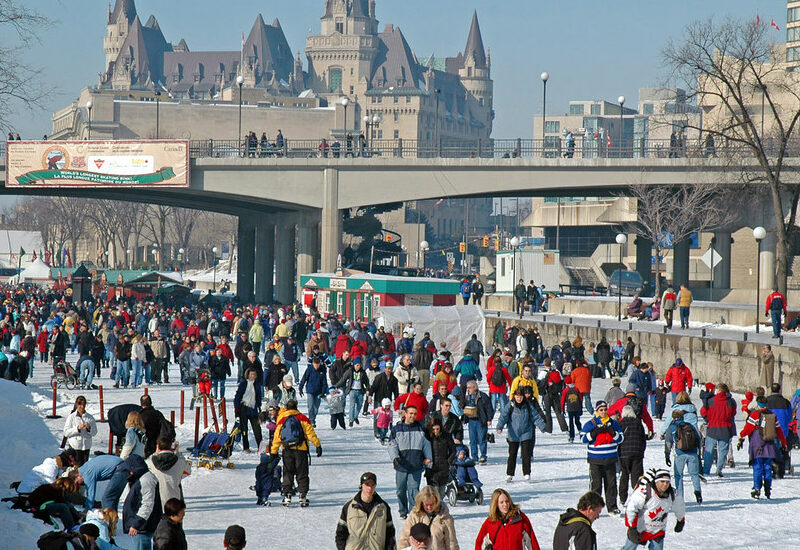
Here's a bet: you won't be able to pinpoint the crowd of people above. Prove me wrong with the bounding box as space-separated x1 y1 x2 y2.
1 283 798 549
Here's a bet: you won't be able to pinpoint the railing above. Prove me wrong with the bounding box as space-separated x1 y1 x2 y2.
3 137 798 161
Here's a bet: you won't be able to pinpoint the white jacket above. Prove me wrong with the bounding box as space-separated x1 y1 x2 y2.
17 457 60 493
624 482 685 540
63 410 98 451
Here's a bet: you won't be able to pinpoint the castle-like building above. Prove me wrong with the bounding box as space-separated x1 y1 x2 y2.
53 0 493 144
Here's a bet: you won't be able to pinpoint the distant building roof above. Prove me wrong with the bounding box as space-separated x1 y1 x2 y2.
463 11 487 69
370 25 421 90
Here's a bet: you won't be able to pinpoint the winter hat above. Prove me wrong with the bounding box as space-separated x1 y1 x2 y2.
225 525 247 550
360 472 377 486
625 383 637 394
756 396 768 407
675 357 683 366
650 468 671 482
705 382 715 392
353 356 362 365
381 398 392 407
410 523 432 542
265 399 279 410
564 375 573 385
283 374 294 386
616 340 622 346
594 400 608 409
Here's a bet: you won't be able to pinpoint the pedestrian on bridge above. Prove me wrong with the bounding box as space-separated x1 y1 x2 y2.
764 287 787 338
677 284 692 329
514 279 527 319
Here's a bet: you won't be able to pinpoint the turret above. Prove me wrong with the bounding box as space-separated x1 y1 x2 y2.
103 0 137 73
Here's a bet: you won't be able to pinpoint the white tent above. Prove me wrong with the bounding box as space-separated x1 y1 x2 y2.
20 258 52 284
377 306 486 362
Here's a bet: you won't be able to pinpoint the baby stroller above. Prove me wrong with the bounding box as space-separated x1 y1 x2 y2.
51 359 78 390
189 419 241 470
444 445 484 506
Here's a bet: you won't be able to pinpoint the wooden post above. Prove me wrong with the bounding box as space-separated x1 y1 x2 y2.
108 428 113 454
194 407 200 448
180 391 185 425
202 394 208 429
46 382 61 419
221 398 228 432
144 386 149 396
209 397 220 432
170 410 175 426
98 385 105 422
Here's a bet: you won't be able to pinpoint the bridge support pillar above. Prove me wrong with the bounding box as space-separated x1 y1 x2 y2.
255 219 275 303
237 217 256 303
760 231 776 291
711 231 732 299
672 238 690 288
275 219 295 305
321 168 342 272
635 236 653 293
296 220 318 300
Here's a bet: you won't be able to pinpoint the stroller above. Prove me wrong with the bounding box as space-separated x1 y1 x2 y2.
189 419 241 470
444 444 484 506
51 359 78 390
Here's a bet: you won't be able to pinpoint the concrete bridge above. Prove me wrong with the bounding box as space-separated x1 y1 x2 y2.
0 148 779 303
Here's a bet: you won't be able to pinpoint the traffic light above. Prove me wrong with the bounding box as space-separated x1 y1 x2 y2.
459 242 466 253
482 236 489 247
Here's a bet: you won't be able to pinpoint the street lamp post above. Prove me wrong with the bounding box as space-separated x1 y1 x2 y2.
236 75 244 155
212 246 219 292
419 240 429 271
151 248 158 269
371 113 382 155
510 235 520 301
540 72 548 157
616 233 627 321
126 248 131 270
340 97 349 134
753 226 766 333
86 100 93 140
618 96 625 158
178 247 184 281
363 115 371 155
155 91 161 139
434 88 441 157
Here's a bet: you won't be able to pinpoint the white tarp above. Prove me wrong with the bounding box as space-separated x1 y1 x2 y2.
20 258 51 282
377 306 485 360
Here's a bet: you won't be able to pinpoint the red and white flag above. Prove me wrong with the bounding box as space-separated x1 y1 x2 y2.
434 198 444 207
771 18 780 31
756 14 760 25
241 32 245 49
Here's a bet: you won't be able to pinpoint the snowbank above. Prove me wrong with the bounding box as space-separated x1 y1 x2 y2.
0 379 63 548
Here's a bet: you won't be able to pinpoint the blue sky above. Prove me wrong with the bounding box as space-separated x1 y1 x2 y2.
6 0 783 139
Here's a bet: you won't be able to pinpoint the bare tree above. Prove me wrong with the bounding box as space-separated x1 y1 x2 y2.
0 1 51 132
84 200 119 267
142 205 173 269
169 207 198 263
115 202 147 268
663 16 800 294
622 183 738 296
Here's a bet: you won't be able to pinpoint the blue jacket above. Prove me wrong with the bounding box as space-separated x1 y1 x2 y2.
388 421 432 473
659 403 698 436
121 455 162 535
78 455 123 510
234 379 264 417
665 420 701 456
767 393 793 434
455 356 482 381
628 369 652 401
580 415 623 462
300 364 329 396
496 400 546 442
460 282 472 298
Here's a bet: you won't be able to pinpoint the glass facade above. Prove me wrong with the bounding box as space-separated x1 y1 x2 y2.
569 104 585 115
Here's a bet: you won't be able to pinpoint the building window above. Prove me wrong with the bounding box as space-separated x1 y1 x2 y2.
377 96 382 103
590 103 601 115
350 85 354 95
544 121 560 133
569 104 584 115
406 95 411 103
642 103 654 115
329 68 342 92
371 97 376 103
501 257 506 277
350 68 354 76
789 26 800 43
393 129 399 138
789 7 800 23
393 96 399 104
393 112 399 121
789 46 800 62
336 21 344 33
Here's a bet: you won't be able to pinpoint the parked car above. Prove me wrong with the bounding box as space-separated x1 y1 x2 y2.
607 269 643 297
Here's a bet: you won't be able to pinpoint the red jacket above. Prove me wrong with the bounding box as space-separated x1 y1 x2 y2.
36 331 49 353
765 291 787 315
700 392 737 439
393 392 428 417
608 395 654 432
474 512 540 550
487 365 512 394
333 334 352 358
186 325 200 340
664 364 693 393
216 343 234 362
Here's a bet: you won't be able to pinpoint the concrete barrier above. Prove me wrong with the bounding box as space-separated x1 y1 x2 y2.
485 316 800 394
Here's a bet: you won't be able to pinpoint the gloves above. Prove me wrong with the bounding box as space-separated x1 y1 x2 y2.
736 438 744 451
393 457 402 469
316 446 323 457
590 427 602 439
604 424 616 434
665 454 672 467
675 519 685 533
627 528 642 544
646 431 654 440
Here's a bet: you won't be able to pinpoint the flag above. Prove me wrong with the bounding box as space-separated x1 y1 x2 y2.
65 248 73 268
32 250 37 261
771 18 780 30
241 32 245 49
434 198 444 207
19 247 25 257
606 129 612 148
756 14 760 25
44 249 51 266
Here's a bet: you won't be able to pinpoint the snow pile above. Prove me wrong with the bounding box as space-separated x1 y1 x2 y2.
0 379 63 548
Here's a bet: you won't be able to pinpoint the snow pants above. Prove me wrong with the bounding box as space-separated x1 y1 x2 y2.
752 456 773 490
282 448 310 496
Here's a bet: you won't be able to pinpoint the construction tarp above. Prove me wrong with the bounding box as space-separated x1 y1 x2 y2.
377 306 485 362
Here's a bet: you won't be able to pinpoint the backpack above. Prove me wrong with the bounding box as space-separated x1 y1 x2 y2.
626 395 645 420
491 365 506 387
159 416 176 443
280 414 306 448
770 295 784 311
759 411 778 442
37 531 87 550
564 388 582 413
675 422 699 451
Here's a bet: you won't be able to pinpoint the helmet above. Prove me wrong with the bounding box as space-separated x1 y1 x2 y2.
381 398 391 407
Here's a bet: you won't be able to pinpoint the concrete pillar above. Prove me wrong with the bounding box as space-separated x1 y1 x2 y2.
255 219 275 304
237 217 256 303
634 236 653 291
320 168 342 272
296 220 319 300
712 231 732 293
672 238 690 288
759 231 777 291
275 219 296 305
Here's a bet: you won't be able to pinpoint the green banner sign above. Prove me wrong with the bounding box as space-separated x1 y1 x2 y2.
15 167 176 186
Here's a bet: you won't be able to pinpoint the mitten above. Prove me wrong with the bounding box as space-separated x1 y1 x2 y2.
316 446 323 457
627 527 642 544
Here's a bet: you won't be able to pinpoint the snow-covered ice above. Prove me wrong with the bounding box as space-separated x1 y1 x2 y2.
5 352 800 549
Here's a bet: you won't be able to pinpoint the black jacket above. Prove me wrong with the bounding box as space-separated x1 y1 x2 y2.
461 390 494 424
153 517 187 550
108 403 142 438
140 406 171 457
329 358 351 387
335 367 371 395
370 372 399 404
595 341 611 364
413 347 434 373
618 416 647 458
428 410 464 442
209 355 231 380
552 508 597 550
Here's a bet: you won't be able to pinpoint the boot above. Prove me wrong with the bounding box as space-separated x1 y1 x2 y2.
282 494 292 507
694 490 702 504
764 482 771 500
299 493 309 507
750 488 760 500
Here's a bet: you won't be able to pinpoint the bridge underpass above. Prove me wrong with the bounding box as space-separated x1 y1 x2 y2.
0 154 785 302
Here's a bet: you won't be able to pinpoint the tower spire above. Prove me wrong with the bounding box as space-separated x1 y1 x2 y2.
463 11 486 69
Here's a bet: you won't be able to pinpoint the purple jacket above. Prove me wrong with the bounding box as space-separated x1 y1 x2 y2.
747 428 778 460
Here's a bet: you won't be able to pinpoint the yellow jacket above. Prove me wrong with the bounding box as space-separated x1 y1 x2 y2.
509 375 539 400
270 409 321 454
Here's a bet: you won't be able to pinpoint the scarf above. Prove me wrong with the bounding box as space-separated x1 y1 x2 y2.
242 380 256 408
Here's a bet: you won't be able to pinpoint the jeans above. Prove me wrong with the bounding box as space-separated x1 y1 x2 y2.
467 418 488 461
101 468 130 510
286 360 299 382
130 534 153 550
771 310 782 337
115 359 131 387
28 356 34 378
44 502 81 529
621 538 664 550
679 306 690 328
132 359 144 386
307 394 322 426
395 469 423 515
582 393 594 415
703 436 730 476
670 392 679 405
516 298 526 317
490 392 508 414
79 358 95 387
567 411 582 440
347 391 364 423
753 456 773 490
673 452 701 498
212 378 226 400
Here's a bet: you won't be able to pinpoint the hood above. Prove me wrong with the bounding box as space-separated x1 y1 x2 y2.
122 454 149 481
151 451 179 472
85 509 105 523
558 508 589 527
674 403 697 414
